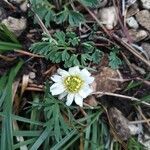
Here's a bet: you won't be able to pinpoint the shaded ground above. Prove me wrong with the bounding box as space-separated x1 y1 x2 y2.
0 0 150 149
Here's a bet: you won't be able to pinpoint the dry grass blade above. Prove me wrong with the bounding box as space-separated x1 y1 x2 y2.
14 50 44 58
93 91 150 107
135 77 150 86
121 52 136 74
12 78 28 150
1 0 149 149
12 80 20 101
129 119 150 125
21 75 29 95
25 87 44 92
0 54 16 61
3 0 16 10
13 121 28 150
34 13 51 37
136 106 150 127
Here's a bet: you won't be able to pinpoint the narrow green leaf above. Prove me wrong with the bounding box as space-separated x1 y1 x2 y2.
13 138 36 149
30 125 53 150
0 41 22 51
51 129 77 150
13 131 42 137
0 24 19 43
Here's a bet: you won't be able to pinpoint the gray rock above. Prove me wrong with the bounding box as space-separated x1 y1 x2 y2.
126 0 137 7
128 29 148 42
136 10 150 32
141 43 150 59
0 7 6 21
140 0 150 9
108 107 131 140
2 17 27 36
126 17 139 29
99 6 118 30
139 134 150 150
20 1 28 12
0 8 2 16
29 72 36 79
127 3 139 17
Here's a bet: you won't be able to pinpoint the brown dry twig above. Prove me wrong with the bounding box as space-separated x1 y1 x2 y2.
121 52 136 74
135 77 150 86
0 54 16 61
129 119 150 125
93 91 150 107
136 106 150 127
3 0 16 10
14 49 44 58
25 87 44 92
113 34 150 68
79 2 150 68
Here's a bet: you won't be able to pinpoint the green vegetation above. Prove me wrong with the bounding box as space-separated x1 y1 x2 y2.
30 31 103 68
0 0 149 149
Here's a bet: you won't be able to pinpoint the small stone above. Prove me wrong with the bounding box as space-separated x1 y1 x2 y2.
126 0 137 7
20 1 28 12
127 3 139 17
128 124 142 135
139 134 150 149
99 6 118 30
0 8 2 16
126 17 139 29
29 72 36 79
140 0 150 9
2 17 27 36
93 67 121 93
0 7 6 21
108 107 131 140
141 43 150 59
136 10 150 31
128 29 148 42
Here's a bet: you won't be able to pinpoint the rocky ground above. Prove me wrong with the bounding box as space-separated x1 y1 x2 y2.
0 0 150 149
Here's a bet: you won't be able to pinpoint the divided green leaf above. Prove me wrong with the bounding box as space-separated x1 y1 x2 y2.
108 51 122 69
30 31 103 68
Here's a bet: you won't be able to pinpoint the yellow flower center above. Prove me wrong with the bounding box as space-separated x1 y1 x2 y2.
64 76 83 93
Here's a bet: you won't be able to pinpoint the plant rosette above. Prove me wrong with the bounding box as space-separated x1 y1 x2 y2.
50 66 94 107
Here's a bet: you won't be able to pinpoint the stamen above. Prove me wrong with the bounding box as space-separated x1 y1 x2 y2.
64 76 83 93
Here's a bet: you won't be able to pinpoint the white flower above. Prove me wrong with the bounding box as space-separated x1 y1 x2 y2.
50 66 94 107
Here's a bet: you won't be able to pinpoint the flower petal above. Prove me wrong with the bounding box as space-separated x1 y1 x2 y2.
74 94 83 107
84 76 94 84
57 68 69 77
50 87 65 95
50 83 60 90
58 91 67 99
66 93 75 106
50 83 65 95
68 66 80 75
79 85 93 98
81 68 91 77
51 75 62 82
80 68 94 84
